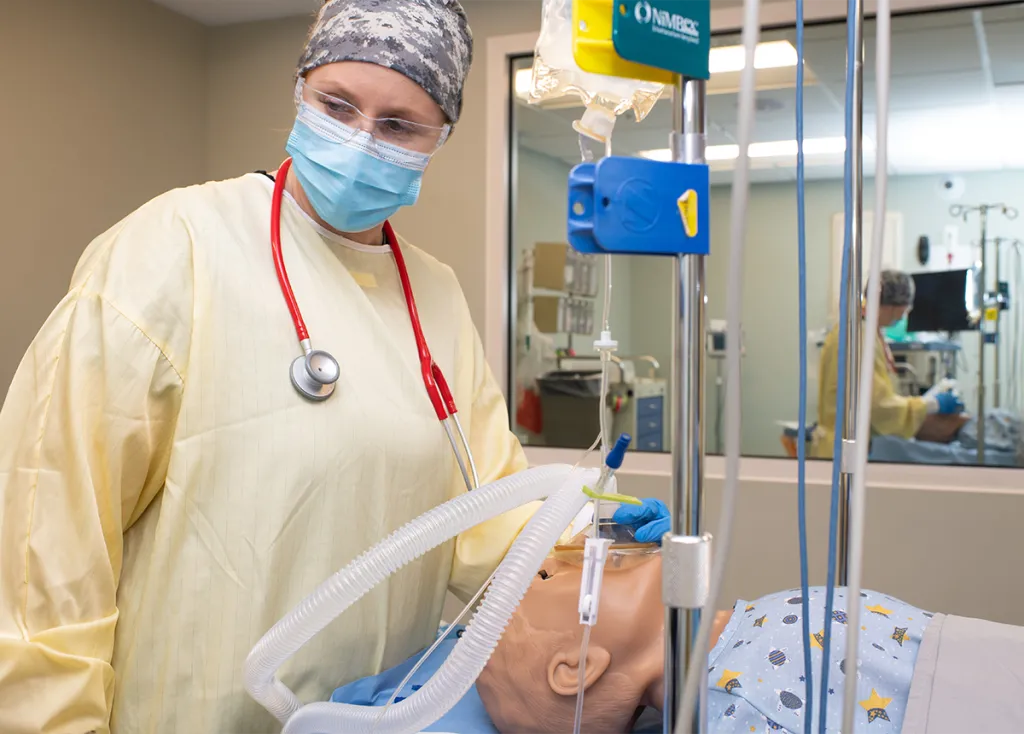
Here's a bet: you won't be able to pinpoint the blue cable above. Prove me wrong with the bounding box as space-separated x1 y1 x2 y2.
794 0 813 731
819 3 859 732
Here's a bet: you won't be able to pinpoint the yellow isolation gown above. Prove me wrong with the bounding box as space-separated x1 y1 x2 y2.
811 324 929 459
0 173 534 733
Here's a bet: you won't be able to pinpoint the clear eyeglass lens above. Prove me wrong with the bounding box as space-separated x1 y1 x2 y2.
306 85 445 153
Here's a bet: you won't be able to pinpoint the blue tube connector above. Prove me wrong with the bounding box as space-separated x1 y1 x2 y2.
606 434 632 470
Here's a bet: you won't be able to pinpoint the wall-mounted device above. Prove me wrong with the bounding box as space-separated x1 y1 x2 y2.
917 235 930 266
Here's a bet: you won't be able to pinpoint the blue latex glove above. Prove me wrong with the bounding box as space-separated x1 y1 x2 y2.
935 391 964 415
612 498 670 544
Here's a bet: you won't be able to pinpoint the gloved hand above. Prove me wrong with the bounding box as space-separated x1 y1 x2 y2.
927 391 964 415
612 498 670 544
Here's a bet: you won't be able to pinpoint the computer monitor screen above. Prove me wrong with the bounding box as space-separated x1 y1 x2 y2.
907 268 980 333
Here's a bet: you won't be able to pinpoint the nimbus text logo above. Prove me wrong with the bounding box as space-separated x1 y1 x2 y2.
634 1 701 43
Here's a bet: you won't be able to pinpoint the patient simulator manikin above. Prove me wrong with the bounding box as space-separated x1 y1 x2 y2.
478 548 711 733
478 543 926 734
495 549 657 728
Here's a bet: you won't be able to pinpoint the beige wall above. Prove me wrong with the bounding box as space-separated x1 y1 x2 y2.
617 465 1024 626
1 0 544 400
205 0 544 328
0 0 208 395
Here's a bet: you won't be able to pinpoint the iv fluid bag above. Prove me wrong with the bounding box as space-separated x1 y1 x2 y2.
531 0 664 124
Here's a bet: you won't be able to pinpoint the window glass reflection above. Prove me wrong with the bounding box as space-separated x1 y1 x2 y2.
509 5 1024 467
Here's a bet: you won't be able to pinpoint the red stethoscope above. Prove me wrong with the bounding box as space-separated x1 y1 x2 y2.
270 157 479 491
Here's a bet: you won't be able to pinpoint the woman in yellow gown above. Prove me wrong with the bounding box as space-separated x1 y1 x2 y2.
812 270 963 459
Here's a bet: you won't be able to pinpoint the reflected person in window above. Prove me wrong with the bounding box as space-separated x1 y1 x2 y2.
811 270 963 459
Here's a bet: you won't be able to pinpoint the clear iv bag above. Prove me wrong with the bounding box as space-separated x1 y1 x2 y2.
530 0 664 135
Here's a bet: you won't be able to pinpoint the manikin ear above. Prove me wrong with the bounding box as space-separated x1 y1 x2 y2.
547 645 612 696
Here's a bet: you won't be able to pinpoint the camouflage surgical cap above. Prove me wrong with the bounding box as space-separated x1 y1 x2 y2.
297 0 473 124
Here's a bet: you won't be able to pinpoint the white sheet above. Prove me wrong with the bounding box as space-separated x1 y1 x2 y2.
904 613 1024 733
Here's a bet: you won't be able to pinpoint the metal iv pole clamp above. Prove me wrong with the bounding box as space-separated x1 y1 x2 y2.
662 534 713 610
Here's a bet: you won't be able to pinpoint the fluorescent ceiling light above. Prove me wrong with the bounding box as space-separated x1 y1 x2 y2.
639 137 870 162
709 40 798 74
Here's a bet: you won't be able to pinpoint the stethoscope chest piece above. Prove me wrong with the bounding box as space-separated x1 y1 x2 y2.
290 350 341 402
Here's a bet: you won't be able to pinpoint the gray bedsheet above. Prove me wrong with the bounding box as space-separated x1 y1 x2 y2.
904 613 1024 733
869 435 1019 466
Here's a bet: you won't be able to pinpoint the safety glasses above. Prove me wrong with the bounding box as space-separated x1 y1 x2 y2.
296 80 450 155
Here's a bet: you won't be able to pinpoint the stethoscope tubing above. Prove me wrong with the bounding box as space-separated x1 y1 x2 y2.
270 158 479 491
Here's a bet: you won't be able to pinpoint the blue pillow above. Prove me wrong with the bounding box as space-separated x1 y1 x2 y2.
331 625 498 733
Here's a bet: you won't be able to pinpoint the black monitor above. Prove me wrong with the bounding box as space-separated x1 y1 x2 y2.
907 268 980 333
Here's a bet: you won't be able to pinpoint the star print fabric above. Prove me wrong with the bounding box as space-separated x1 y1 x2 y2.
705 587 931 733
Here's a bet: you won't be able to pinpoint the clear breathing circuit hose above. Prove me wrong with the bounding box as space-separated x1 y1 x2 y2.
373 435 603 725
244 464 601 734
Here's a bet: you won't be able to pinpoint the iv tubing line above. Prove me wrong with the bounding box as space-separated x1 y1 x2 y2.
572 626 592 734
795 0 814 729
820 0 861 729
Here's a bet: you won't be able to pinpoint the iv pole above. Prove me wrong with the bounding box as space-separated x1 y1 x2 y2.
992 236 1023 407
837 0 865 587
664 76 708 734
949 203 1019 464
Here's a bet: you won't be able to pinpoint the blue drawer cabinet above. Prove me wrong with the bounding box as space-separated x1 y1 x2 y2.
636 434 663 452
634 396 664 453
637 397 662 417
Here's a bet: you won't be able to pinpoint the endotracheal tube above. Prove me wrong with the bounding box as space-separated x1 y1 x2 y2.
573 434 635 734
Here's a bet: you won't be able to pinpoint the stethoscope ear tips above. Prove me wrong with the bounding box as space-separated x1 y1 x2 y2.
290 350 340 401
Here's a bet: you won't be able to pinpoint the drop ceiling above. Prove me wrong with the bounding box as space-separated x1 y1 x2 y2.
515 3 1024 184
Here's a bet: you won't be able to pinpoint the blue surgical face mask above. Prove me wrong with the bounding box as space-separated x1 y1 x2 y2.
285 102 431 233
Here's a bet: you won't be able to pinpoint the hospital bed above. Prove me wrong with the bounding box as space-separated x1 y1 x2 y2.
779 422 1020 467
868 434 1019 467
331 615 1024 733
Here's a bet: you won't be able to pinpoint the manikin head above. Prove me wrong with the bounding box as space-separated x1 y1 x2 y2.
477 547 665 733
478 544 735 733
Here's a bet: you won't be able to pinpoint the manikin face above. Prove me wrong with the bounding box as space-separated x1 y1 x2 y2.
477 550 665 733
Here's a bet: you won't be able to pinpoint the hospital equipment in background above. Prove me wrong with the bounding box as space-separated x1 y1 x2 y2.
519 242 601 347
997 238 1024 414
708 320 744 454
907 268 982 333
947 204 1019 463
271 160 479 493
894 267 980 397
888 341 961 396
535 355 667 452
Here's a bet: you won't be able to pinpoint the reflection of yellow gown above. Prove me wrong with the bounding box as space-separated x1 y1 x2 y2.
0 175 533 733
811 324 929 459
